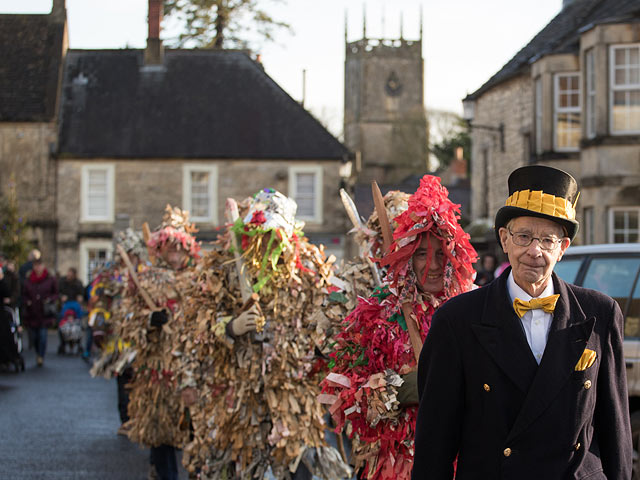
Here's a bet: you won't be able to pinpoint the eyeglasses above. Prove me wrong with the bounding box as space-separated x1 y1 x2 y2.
507 227 562 251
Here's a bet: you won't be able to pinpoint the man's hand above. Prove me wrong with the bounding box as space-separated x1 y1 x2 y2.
229 304 261 337
149 309 170 328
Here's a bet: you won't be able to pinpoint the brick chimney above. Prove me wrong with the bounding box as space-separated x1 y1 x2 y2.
145 0 164 65
50 0 66 23
451 147 468 180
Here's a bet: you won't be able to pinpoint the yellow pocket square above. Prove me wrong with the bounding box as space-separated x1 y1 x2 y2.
575 349 597 371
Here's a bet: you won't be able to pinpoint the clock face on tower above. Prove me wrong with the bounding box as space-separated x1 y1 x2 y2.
385 71 403 97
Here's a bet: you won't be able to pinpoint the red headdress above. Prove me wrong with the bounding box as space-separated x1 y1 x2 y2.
379 175 477 300
147 204 201 259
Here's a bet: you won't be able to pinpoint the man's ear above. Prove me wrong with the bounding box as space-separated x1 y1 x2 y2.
557 237 571 261
498 227 509 253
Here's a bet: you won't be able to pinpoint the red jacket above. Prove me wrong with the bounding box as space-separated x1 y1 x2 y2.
23 269 58 328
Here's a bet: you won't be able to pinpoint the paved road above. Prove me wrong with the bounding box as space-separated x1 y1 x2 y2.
0 331 188 480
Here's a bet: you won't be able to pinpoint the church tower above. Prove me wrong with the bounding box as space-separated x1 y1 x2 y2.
344 9 428 187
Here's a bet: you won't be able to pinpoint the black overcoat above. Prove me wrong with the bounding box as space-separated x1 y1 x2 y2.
412 268 632 480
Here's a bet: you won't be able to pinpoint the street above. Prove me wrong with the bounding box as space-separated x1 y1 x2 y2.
0 331 187 479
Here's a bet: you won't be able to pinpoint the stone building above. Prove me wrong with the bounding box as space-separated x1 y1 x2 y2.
464 0 640 246
344 15 429 217
0 0 67 262
1 0 350 283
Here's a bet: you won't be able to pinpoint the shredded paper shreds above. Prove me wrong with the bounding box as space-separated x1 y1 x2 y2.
322 175 478 480
171 192 350 479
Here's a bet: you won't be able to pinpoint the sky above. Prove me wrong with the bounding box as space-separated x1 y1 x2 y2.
1 0 563 136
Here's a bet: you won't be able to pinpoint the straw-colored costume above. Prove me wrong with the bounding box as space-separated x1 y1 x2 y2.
120 206 200 449
175 189 350 479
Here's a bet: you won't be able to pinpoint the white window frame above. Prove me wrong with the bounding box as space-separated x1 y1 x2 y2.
182 164 218 224
585 49 596 139
609 44 640 135
81 163 115 222
79 239 113 285
608 207 640 243
554 72 581 152
535 76 543 154
288 165 323 224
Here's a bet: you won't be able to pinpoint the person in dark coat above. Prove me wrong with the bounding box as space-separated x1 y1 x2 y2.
0 254 20 308
22 258 58 366
58 267 85 304
412 165 632 480
474 253 497 286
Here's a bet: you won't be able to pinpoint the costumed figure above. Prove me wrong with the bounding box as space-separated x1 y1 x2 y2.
320 175 477 479
175 188 351 480
319 189 410 470
334 189 410 309
90 228 148 379
118 206 200 480
89 228 150 437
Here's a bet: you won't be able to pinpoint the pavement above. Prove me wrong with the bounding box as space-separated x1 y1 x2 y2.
0 330 188 480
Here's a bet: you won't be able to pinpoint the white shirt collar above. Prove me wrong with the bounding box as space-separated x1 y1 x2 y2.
507 270 555 304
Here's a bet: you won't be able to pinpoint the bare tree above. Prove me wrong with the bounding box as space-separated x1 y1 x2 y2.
164 0 291 49
427 109 470 171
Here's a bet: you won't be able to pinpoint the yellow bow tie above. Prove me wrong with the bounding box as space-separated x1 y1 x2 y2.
513 294 560 318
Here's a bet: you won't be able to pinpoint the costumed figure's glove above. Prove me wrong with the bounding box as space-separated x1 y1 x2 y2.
181 387 198 407
397 370 419 406
227 303 260 337
149 309 170 329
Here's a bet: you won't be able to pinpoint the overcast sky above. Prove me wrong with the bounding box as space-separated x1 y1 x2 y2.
1 0 562 135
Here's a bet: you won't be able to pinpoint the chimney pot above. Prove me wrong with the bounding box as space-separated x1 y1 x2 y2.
148 0 162 39
145 0 164 65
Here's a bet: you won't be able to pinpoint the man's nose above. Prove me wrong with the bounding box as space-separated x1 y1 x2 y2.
526 238 544 255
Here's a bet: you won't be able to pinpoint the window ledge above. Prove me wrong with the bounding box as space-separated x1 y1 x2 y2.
581 134 640 148
533 151 580 161
78 228 114 238
581 175 626 188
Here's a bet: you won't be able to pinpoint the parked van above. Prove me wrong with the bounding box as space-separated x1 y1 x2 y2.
554 243 640 476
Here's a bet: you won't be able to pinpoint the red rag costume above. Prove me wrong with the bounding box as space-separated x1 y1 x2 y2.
321 175 477 480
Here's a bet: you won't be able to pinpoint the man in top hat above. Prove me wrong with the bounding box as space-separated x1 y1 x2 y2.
411 165 632 479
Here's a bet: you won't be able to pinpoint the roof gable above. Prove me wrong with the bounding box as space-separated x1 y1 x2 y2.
468 0 640 99
59 49 349 160
0 14 66 122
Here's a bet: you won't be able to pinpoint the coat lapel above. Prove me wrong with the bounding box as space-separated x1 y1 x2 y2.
506 274 594 443
471 268 539 394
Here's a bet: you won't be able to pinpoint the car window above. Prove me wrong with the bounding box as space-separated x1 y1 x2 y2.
627 275 640 338
554 257 584 284
582 257 640 317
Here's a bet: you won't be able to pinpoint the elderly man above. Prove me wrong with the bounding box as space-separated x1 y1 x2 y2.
412 165 632 479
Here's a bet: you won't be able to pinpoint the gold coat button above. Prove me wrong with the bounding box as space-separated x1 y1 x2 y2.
584 380 592 390
483 383 491 392
503 447 512 457
574 442 581 451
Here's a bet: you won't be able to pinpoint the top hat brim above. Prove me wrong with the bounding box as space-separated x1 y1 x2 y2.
494 205 579 243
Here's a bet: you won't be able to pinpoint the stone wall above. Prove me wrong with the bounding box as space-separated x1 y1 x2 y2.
580 144 640 243
470 75 534 222
0 122 58 263
56 158 347 275
471 19 640 247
